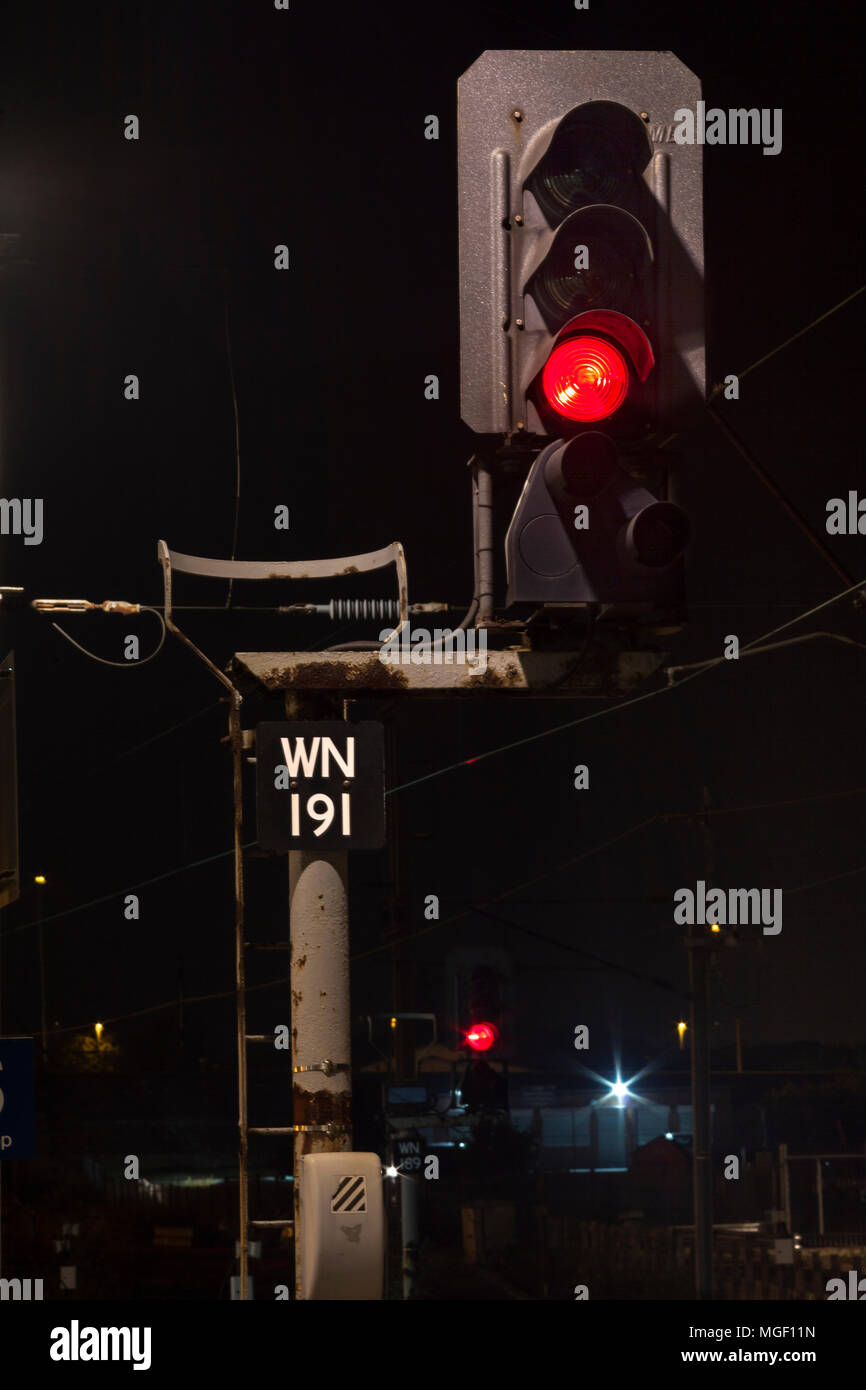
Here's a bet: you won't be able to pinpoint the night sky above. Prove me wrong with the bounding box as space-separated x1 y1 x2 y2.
0 0 862 1086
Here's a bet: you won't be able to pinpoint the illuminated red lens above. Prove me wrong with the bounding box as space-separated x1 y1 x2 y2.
464 1022 496 1052
541 335 629 423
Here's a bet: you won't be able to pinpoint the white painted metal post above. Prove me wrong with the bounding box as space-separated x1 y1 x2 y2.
290 849 352 1299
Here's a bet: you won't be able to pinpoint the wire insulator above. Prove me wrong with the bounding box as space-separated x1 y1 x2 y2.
327 598 399 622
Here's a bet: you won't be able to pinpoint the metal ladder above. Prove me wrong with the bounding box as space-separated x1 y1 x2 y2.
235 727 295 1299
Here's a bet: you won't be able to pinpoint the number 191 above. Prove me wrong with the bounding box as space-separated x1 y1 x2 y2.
290 792 351 837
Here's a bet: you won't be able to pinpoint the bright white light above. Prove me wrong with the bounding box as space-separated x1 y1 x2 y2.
610 1081 628 1101
458 1142 466 1149
665 1131 674 1140
385 1165 398 1178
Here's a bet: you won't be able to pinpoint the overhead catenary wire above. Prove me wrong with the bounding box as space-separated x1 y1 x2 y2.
469 904 687 999
706 404 855 588
0 839 260 939
665 630 866 681
659 285 865 589
350 855 866 968
385 576 866 797
10 600 865 1021
5 569 864 947
115 700 225 760
15 536 865 1022
711 284 865 398
661 784 866 821
18 858 866 1040
656 284 865 454
6 777 859 942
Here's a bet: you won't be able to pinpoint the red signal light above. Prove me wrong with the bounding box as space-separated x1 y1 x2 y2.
541 334 629 423
464 1022 497 1052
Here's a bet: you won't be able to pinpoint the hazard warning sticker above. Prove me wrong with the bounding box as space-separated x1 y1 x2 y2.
330 1175 367 1214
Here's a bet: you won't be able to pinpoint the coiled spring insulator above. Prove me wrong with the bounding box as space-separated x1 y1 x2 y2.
327 598 400 622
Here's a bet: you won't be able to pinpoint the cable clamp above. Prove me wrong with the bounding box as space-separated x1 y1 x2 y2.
292 1060 350 1078
292 1123 349 1137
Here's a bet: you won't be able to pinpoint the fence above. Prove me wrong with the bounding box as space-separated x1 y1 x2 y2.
102 1176 294 1237
542 1218 866 1299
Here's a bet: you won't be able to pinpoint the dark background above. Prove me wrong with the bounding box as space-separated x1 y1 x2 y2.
0 0 862 1106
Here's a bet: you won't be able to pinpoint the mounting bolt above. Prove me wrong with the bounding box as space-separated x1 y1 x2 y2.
515 318 524 329
640 111 650 122
514 213 524 226
511 108 523 122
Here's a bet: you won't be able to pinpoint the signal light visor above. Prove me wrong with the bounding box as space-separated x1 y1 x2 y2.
541 335 629 423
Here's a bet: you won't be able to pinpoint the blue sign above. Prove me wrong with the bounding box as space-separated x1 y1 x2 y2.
0 1037 34 1158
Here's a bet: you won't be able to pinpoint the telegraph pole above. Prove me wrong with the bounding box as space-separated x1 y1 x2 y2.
687 786 715 1300
35 877 47 1064
385 718 414 1080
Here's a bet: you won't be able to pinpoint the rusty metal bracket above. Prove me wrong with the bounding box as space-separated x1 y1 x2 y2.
158 538 410 649
292 1060 350 1078
293 1123 350 1137
250 1123 349 1138
250 1122 350 1137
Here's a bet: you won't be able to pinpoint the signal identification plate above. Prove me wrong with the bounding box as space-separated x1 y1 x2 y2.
256 721 385 852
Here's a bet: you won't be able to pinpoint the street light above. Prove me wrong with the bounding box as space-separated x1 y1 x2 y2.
607 1076 633 1107
34 874 48 1061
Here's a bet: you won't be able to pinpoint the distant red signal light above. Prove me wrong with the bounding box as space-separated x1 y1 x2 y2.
464 1022 497 1052
541 334 629 423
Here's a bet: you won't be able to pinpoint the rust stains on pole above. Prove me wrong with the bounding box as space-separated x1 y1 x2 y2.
290 850 352 1298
